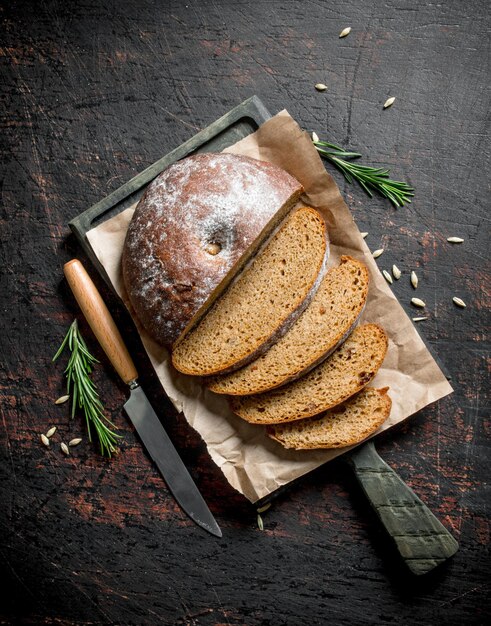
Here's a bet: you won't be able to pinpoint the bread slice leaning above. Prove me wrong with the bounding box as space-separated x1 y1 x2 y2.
172 207 329 376
208 256 369 395
267 387 391 450
231 324 388 424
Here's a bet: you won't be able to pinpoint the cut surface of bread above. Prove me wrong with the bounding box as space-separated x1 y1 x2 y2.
208 256 369 395
267 387 391 449
172 207 328 376
231 324 388 424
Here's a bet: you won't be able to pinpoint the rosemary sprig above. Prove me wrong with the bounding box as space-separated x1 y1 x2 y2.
313 138 414 207
53 320 121 457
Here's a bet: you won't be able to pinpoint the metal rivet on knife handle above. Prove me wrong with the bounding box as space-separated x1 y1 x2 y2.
63 260 138 385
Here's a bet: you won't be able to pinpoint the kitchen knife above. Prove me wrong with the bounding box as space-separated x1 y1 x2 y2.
63 259 222 538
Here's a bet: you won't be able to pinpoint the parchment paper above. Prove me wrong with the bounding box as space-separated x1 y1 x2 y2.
86 111 453 503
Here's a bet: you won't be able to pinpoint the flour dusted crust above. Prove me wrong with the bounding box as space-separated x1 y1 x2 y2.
122 153 303 347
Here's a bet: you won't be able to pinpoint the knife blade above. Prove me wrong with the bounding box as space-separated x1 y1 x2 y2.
63 259 221 538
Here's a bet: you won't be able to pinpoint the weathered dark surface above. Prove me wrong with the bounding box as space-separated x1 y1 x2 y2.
1 0 489 624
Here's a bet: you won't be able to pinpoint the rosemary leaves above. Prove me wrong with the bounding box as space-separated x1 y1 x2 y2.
53 320 121 457
312 138 414 207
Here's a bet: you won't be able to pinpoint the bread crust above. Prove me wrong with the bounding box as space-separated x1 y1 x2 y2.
122 153 303 347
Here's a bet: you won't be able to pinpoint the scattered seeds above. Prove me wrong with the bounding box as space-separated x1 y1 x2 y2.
339 27 352 38
411 297 426 308
453 297 466 308
257 503 271 514
46 426 57 438
361 232 369 239
61 442 70 455
413 317 428 322
372 248 384 259
384 97 396 109
55 395 70 405
410 271 418 289
205 242 221 256
447 237 464 243
40 434 50 447
312 131 319 143
315 83 327 92
68 438 82 447
392 265 401 280
383 270 393 284
257 513 264 531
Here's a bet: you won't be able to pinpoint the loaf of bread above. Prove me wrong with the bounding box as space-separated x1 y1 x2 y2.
207 256 369 395
122 153 303 347
231 324 388 424
267 387 391 449
172 207 329 376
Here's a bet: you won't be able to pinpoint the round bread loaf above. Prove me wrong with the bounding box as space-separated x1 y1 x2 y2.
122 153 303 347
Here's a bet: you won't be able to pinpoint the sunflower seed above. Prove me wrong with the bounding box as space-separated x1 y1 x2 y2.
447 237 464 243
69 438 82 447
55 395 70 405
339 27 352 38
315 83 327 91
392 265 401 280
257 503 271 514
40 434 50 447
361 232 369 239
384 97 396 109
411 297 426 308
61 442 70 455
372 248 384 258
383 270 393 284
46 426 57 438
411 271 418 289
453 297 466 308
412 316 428 322
257 513 264 531
312 131 319 143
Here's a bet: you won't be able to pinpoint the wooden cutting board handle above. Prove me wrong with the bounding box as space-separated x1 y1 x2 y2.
64 259 138 385
348 442 458 575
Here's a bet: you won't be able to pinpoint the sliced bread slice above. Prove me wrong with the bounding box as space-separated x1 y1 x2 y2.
208 256 369 395
267 387 391 450
172 207 329 376
231 324 388 424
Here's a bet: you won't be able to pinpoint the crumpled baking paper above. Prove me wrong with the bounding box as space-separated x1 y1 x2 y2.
86 110 453 503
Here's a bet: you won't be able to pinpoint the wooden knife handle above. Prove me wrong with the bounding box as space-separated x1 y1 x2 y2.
348 441 458 575
64 259 138 385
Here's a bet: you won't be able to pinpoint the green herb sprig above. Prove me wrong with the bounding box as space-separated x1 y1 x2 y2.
313 138 414 207
53 320 121 457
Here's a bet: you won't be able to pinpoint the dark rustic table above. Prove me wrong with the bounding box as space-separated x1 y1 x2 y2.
1 1 490 624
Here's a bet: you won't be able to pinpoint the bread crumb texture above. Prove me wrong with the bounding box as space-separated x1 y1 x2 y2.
208 256 369 394
268 387 391 449
231 324 388 424
172 207 327 376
